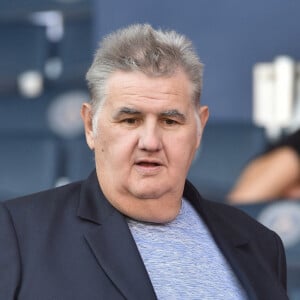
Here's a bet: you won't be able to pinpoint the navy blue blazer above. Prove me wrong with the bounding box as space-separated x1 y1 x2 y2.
0 171 288 299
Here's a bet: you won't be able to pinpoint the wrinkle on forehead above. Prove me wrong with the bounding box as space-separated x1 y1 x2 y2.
105 69 193 102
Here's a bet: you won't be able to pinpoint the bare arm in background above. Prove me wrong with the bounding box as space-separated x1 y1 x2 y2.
228 146 300 204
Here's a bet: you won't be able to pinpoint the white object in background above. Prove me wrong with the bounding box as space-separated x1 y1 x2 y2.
273 56 295 127
47 90 88 138
30 11 64 42
17 71 43 98
253 56 295 141
253 62 274 127
44 57 63 80
253 62 282 140
287 63 300 134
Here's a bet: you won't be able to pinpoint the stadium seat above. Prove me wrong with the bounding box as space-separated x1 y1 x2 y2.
0 86 87 136
0 133 61 201
63 136 94 182
56 16 93 84
0 94 53 134
0 20 47 96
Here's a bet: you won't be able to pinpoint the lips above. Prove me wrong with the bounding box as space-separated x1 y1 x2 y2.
136 162 161 167
135 159 163 167
134 159 163 175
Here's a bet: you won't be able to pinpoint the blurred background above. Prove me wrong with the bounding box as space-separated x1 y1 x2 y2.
0 0 300 298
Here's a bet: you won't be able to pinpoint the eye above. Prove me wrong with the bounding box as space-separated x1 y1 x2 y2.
121 117 141 126
163 119 178 125
123 118 137 124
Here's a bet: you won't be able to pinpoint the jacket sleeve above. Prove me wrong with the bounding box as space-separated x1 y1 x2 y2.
0 203 21 299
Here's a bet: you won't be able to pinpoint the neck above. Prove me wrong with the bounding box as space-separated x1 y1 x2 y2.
102 186 184 224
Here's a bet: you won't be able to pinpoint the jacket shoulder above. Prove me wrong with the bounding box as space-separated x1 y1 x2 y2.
204 199 274 234
2 181 83 218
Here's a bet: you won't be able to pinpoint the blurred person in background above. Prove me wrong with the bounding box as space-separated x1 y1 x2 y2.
0 24 288 299
229 128 300 204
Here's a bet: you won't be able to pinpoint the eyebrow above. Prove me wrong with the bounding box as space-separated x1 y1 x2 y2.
112 107 186 122
112 107 141 119
160 110 186 122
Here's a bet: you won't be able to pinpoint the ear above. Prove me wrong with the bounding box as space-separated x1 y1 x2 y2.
196 105 209 148
81 103 95 150
199 105 209 128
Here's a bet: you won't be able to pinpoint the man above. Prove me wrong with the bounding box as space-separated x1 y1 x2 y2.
0 24 288 299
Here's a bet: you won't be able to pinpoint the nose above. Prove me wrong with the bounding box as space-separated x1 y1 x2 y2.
138 121 162 152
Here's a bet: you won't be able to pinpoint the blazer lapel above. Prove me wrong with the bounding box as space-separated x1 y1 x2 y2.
207 220 287 300
77 171 157 300
184 180 288 300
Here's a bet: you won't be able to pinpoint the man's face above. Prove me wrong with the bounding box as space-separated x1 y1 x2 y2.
82 69 209 222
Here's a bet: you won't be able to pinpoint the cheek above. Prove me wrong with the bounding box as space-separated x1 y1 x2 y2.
166 130 199 161
95 127 137 162
93 126 111 162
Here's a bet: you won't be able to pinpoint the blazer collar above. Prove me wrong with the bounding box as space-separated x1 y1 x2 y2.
183 180 250 247
183 181 257 298
77 170 157 300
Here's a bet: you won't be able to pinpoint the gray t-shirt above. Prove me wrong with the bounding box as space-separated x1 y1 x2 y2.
127 198 247 300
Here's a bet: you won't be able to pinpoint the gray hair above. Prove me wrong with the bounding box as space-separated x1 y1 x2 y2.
86 23 203 117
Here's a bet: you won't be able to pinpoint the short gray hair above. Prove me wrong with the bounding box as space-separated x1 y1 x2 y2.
86 24 203 116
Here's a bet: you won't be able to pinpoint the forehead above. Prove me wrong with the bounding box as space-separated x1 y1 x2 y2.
103 69 194 109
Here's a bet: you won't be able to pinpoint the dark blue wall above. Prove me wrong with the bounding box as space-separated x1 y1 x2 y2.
92 0 300 121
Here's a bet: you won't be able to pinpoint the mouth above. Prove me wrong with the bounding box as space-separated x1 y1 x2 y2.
136 161 162 167
134 159 163 175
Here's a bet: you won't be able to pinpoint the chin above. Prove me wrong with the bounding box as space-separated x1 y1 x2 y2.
130 179 172 197
133 190 162 200
132 183 174 199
